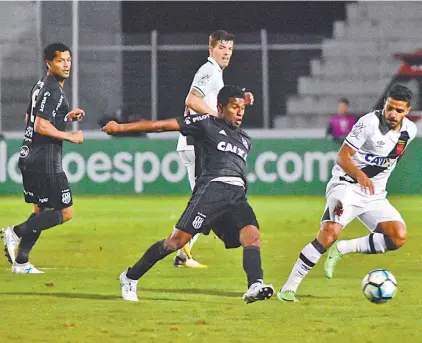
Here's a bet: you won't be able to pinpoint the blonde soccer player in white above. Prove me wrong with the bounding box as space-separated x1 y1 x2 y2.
174 30 254 268
277 85 417 302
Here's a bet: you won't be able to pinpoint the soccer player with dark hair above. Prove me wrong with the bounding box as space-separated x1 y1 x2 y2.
277 85 417 302
175 29 254 268
1 43 85 273
103 85 273 303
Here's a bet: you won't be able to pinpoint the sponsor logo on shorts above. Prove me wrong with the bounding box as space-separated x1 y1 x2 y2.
39 197 49 203
62 191 71 204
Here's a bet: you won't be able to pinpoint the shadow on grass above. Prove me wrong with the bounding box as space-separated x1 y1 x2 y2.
141 288 240 298
0 292 189 302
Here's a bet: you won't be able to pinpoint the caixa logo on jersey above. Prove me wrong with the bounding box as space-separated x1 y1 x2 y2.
364 154 396 168
217 141 248 160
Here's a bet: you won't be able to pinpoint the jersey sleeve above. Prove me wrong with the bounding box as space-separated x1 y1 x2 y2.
176 114 211 139
35 86 62 121
344 116 371 151
190 65 216 97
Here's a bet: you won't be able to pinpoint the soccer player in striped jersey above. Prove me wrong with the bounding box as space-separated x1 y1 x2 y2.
277 85 417 302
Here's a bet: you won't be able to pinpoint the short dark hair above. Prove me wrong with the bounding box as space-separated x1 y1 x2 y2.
44 43 71 61
209 30 235 48
338 98 350 105
217 85 245 107
386 85 412 105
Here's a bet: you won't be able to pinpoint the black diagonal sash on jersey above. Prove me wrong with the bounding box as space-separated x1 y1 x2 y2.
341 131 410 182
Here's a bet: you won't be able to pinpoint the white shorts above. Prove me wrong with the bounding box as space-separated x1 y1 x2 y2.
320 180 405 231
178 150 196 191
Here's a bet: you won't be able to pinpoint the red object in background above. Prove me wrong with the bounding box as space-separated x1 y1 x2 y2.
394 50 422 76
393 49 422 122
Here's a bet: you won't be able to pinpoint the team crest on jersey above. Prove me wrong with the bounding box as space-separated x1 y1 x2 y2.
197 74 211 86
242 137 249 150
395 140 406 155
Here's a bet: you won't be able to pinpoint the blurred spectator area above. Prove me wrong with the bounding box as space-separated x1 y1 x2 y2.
0 1 421 135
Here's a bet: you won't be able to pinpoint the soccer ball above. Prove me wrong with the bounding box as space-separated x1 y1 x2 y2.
361 269 397 304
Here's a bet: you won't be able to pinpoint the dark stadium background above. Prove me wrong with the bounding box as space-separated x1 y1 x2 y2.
120 1 349 127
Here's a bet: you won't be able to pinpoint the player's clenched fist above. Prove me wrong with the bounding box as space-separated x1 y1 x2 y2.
102 121 121 134
69 130 84 144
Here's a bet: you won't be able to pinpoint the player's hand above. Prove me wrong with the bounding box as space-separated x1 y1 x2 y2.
65 108 85 122
102 121 121 135
243 90 254 106
356 172 374 195
68 130 84 144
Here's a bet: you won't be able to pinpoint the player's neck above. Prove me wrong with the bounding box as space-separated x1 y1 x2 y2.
47 72 65 87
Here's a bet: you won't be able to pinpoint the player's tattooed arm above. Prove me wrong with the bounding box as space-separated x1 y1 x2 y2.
186 88 218 117
337 144 374 195
102 118 180 135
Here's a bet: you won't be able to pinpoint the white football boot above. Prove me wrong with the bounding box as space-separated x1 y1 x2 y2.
12 262 44 274
242 281 274 304
119 269 139 302
1 227 19 264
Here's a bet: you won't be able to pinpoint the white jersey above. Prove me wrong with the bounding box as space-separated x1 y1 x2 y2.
330 110 417 196
177 57 224 151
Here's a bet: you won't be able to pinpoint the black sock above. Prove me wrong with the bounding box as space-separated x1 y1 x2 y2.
14 213 37 238
243 246 264 287
15 231 41 264
13 210 64 237
126 240 174 280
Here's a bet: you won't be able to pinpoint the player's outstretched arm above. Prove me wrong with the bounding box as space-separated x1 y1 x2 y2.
337 144 374 195
186 89 218 117
34 117 83 144
102 118 180 135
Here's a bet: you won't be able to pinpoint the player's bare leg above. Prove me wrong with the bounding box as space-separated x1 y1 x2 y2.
325 221 406 279
277 222 340 302
121 228 192 301
240 225 274 304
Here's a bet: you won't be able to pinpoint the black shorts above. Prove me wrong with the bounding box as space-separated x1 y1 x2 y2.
175 181 259 249
21 170 73 210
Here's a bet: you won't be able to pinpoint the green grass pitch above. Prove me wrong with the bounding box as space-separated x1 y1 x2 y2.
1 195 422 343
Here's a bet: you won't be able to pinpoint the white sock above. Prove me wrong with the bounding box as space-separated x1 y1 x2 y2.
282 239 326 293
176 248 186 258
188 233 200 251
337 233 387 254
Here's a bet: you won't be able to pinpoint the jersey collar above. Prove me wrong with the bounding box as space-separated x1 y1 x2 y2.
207 57 223 72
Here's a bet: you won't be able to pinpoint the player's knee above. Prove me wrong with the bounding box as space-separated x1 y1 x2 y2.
318 222 342 249
163 238 181 252
386 224 407 249
61 207 73 222
239 225 260 247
